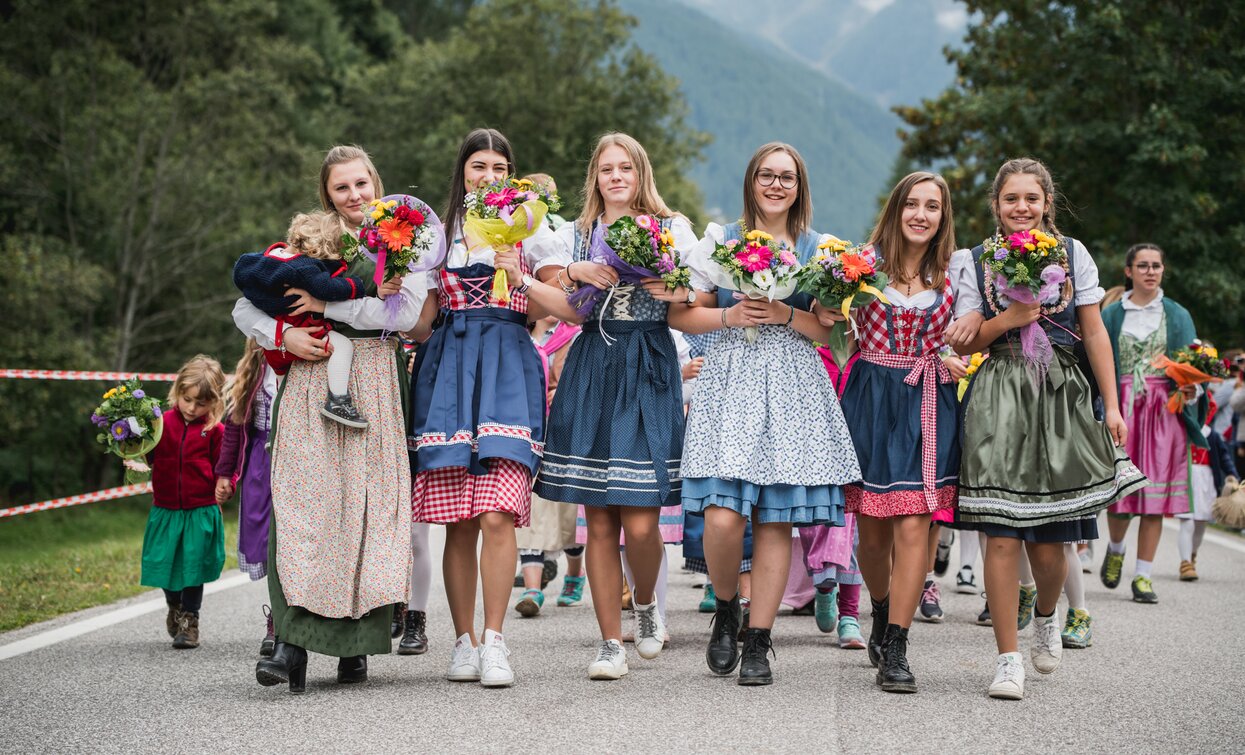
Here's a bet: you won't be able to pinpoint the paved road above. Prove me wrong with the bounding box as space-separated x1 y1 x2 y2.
2 518 1243 753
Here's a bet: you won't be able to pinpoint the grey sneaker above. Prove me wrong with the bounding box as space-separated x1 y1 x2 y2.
321 392 369 429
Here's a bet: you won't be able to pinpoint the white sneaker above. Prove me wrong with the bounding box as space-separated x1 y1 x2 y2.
447 633 481 682
1031 613 1063 674
955 565 978 594
633 600 666 660
587 639 629 680
479 629 514 687
988 652 1025 700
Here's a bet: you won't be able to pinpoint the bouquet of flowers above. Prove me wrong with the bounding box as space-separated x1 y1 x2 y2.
90 380 164 483
463 177 561 304
342 193 446 335
958 351 987 401
698 224 802 343
795 236 890 366
1152 340 1229 414
982 229 1070 384
566 214 692 318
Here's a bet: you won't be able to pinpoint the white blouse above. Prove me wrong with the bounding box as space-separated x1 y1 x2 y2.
526 215 708 291
685 223 834 294
1119 289 1165 340
950 238 1105 319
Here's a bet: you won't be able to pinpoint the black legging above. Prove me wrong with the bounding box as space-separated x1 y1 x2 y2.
163 585 205 614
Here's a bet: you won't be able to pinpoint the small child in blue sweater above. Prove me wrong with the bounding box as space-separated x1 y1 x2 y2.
234 211 369 429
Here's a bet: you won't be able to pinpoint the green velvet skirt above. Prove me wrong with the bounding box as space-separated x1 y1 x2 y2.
140 505 225 591
958 344 1147 528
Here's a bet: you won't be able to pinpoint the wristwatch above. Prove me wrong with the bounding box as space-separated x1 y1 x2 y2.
684 287 697 306
516 274 535 295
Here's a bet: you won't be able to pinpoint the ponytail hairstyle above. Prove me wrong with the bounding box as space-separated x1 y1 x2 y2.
989 157 1062 238
868 171 956 291
318 145 384 220
577 132 676 233
226 340 267 426
168 355 227 430
742 142 812 242
1122 242 1165 291
444 128 515 242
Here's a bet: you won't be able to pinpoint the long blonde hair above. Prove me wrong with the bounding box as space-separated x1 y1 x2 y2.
318 145 385 219
577 133 675 232
168 355 227 430
869 172 956 290
742 142 812 242
226 340 266 425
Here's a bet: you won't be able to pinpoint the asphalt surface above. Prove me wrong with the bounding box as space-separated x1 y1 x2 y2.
2 518 1243 754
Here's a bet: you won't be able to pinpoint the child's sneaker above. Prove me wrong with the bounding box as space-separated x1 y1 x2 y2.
988 652 1025 700
698 583 716 613
514 589 544 617
976 592 992 626
918 580 944 623
837 616 866 649
1079 544 1093 573
587 639 629 680
633 600 666 660
479 629 514 687
321 392 369 429
1131 575 1159 603
814 587 838 633
171 611 200 650
1100 547 1125 588
1060 608 1093 649
1017 584 1038 630
1179 560 1198 581
557 575 586 607
447 633 481 682
955 565 978 594
1030 613 1062 674
934 530 954 577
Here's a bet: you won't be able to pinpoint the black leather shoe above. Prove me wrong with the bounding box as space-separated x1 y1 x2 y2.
876 624 917 693
738 627 774 686
337 655 368 684
706 594 742 676
391 603 406 639
397 610 428 655
256 641 308 694
868 596 890 668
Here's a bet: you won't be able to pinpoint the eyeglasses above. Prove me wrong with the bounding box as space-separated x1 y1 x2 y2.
756 170 799 190
1131 262 1164 272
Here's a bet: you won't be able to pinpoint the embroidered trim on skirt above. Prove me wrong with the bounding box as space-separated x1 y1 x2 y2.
956 516 1099 544
413 459 532 528
1109 375 1192 517
958 344 1147 528
535 321 683 508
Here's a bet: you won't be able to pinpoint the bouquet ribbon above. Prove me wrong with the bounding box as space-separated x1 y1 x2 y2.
356 195 447 338
1151 354 1220 414
859 349 952 509
998 284 1054 386
463 199 548 304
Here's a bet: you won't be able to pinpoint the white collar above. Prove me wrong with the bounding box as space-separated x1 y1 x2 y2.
1121 288 1164 311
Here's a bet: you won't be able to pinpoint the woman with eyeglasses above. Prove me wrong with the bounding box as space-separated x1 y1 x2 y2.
669 142 860 686
1100 243 1208 604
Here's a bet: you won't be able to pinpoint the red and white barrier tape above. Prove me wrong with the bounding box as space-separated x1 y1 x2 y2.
0 483 152 518
0 369 181 382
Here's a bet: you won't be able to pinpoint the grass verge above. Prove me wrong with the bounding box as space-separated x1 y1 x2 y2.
0 496 238 632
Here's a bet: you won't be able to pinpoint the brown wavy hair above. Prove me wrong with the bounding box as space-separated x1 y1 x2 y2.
868 172 956 290
168 355 227 430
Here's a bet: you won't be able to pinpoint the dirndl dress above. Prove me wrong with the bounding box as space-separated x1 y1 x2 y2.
1108 321 1192 517
534 220 686 513
957 243 1147 542
842 289 960 518
409 263 544 528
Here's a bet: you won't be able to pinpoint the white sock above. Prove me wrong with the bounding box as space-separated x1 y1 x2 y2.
960 530 981 570
1135 559 1153 579
1107 539 1126 555
939 527 954 546
925 570 936 582
1063 544 1086 611
325 330 354 396
1192 521 1207 557
1178 519 1195 562
1018 551 1035 586
409 522 432 611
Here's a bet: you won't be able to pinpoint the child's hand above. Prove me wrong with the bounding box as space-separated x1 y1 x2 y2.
122 459 150 474
1104 407 1128 448
215 478 234 504
286 288 326 316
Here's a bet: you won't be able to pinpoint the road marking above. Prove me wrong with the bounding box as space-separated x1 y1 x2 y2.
1162 519 1245 554
0 573 252 662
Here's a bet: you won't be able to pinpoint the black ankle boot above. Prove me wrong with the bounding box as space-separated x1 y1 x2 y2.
868 596 890 668
337 655 368 684
738 627 775 686
390 603 406 639
706 594 742 676
397 610 428 655
256 641 308 694
876 624 917 693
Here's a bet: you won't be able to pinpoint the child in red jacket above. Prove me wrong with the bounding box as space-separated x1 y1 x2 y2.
139 355 229 650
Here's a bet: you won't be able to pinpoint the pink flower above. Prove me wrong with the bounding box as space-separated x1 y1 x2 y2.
484 188 519 208
725 239 739 250
736 242 773 273
1008 230 1035 252
656 253 675 274
636 215 654 230
779 249 798 267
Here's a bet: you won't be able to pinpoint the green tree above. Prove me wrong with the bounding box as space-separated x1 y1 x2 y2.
896 1 1245 342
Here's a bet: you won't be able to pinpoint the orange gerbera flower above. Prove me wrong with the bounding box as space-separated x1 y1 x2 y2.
377 217 414 251
840 253 873 282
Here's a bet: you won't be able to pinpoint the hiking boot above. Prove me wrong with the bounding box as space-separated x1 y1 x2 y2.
172 611 200 649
